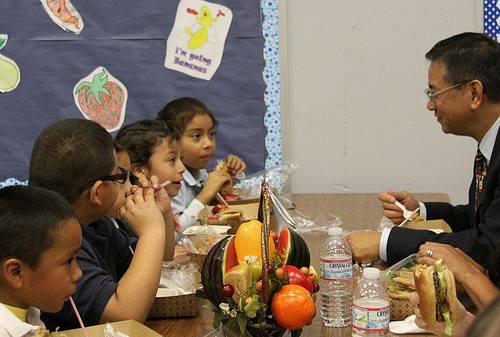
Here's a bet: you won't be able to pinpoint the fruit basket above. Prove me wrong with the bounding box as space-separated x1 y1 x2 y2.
196 181 318 337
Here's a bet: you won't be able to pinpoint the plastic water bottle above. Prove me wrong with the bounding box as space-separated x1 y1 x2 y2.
352 267 390 336
319 227 353 327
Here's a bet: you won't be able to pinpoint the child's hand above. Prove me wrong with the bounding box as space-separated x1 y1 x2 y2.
196 170 231 205
119 187 165 238
225 155 246 176
133 175 172 216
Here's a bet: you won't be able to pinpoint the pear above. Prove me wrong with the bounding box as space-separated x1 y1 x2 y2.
223 263 252 302
0 35 20 93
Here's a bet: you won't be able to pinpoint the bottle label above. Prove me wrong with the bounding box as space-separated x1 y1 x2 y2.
319 257 353 281
352 302 390 331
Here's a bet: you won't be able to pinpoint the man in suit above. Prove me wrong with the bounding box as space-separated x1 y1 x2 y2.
347 32 500 266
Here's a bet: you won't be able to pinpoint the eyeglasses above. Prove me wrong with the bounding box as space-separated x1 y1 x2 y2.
79 166 128 193
424 83 465 105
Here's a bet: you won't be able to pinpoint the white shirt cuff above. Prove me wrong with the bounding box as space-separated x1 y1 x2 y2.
418 202 427 219
379 227 392 262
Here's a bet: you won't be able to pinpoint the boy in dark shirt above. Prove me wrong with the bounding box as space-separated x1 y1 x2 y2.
29 119 175 330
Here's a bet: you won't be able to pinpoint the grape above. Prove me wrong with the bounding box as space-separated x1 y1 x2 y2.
221 284 235 297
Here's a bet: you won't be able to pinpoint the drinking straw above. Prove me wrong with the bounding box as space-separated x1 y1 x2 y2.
216 193 231 209
398 207 420 227
69 296 89 337
160 180 171 188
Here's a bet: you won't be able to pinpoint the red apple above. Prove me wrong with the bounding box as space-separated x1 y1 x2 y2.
224 194 241 201
212 204 229 215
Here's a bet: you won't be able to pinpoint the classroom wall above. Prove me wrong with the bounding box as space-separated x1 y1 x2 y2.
279 1 484 206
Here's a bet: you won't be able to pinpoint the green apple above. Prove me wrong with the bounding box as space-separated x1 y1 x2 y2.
249 261 263 282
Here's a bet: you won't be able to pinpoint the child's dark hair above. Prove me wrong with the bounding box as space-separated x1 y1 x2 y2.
29 119 116 204
115 119 182 184
114 140 125 154
0 185 76 269
157 97 219 130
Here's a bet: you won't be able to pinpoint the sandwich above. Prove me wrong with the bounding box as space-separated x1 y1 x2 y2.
414 260 459 336
216 209 243 221
34 327 68 337
387 268 416 300
214 160 233 197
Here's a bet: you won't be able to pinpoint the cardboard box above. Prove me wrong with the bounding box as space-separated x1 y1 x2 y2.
402 219 452 233
58 319 160 337
148 289 199 318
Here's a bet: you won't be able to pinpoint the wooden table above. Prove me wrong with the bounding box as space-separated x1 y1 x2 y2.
146 193 450 336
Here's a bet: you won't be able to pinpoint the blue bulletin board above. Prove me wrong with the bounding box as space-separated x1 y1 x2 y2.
484 0 500 38
0 0 283 186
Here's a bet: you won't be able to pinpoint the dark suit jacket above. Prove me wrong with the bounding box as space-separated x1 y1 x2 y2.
386 128 500 266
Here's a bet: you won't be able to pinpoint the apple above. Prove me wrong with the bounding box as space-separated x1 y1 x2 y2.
212 204 229 215
224 194 241 201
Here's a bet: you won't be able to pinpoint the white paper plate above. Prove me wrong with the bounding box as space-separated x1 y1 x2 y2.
183 225 231 235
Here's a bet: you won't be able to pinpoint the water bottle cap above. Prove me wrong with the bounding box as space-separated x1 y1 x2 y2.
362 267 380 280
328 227 343 236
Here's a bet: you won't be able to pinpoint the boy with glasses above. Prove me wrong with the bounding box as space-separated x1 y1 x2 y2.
347 32 500 269
29 119 175 330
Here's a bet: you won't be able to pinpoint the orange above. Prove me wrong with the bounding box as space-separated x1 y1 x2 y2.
271 284 316 330
235 220 275 263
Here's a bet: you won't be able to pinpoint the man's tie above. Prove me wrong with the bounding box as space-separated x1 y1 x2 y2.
475 147 487 211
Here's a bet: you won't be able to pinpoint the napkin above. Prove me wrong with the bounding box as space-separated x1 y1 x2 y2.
389 315 427 334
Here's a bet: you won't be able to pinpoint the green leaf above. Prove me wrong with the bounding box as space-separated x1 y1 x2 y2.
243 294 265 318
213 311 223 329
202 302 218 312
224 317 240 336
195 289 208 299
237 313 249 335
291 328 303 337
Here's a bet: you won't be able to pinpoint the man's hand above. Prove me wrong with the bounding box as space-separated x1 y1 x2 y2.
416 242 484 284
345 231 382 264
378 190 419 224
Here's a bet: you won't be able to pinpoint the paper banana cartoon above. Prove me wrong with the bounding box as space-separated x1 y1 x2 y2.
185 6 225 49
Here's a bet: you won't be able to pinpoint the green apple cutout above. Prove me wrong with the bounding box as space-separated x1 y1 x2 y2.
0 35 20 93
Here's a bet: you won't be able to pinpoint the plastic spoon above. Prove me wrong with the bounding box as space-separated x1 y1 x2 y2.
394 200 414 220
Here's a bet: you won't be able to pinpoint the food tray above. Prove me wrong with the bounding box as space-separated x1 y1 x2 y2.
59 320 160 337
384 254 418 321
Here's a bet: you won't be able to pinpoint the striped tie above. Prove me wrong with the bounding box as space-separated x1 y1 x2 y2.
475 148 487 212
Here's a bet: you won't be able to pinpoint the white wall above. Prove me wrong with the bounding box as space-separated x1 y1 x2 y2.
278 1 483 205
